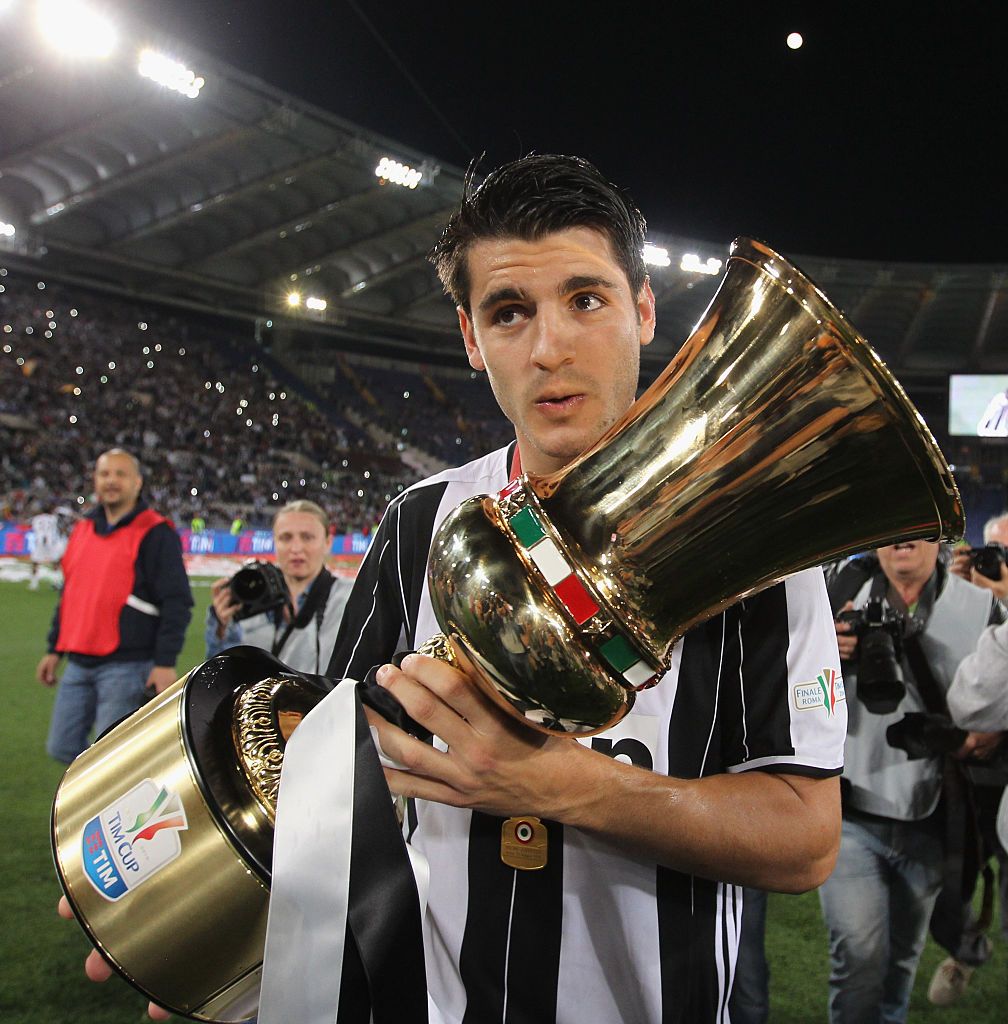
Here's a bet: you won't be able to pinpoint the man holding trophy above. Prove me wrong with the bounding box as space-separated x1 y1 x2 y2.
320 154 847 1023
64 153 966 1022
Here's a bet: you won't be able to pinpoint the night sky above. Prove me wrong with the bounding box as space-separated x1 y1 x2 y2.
126 3 1007 264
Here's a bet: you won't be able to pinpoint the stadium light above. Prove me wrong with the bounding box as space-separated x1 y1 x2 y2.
0 222 15 238
642 243 670 268
375 156 422 189
305 296 327 311
680 253 723 276
138 48 205 99
36 0 117 59
286 291 301 307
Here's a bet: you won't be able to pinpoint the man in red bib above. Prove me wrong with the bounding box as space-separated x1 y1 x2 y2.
35 449 193 763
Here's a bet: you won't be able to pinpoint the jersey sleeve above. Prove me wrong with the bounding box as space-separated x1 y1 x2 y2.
722 567 847 777
326 482 448 683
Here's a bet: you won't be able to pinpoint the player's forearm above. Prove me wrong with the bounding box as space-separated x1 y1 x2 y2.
539 743 840 892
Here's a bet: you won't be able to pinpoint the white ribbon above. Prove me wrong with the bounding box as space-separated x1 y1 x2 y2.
258 679 357 1024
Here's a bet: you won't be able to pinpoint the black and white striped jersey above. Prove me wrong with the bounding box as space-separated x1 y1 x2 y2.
327 444 846 1024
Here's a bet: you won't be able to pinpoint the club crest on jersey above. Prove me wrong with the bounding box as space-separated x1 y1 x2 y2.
792 668 846 716
80 779 188 901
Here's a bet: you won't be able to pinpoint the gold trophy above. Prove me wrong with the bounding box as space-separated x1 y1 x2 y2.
52 238 963 1020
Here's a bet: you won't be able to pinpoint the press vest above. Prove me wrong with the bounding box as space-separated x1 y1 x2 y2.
842 569 994 820
57 508 166 657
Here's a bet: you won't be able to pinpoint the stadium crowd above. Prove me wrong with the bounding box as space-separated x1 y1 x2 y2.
0 268 507 531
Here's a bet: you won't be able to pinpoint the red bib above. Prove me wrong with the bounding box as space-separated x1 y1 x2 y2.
57 509 165 656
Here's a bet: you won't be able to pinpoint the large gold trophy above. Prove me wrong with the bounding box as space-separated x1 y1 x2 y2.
52 238 963 1021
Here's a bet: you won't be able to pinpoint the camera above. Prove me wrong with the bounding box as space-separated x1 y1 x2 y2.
970 542 1006 581
886 712 967 759
836 596 906 713
228 560 289 621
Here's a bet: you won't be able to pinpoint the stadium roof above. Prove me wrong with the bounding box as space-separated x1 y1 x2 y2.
1 6 1007 381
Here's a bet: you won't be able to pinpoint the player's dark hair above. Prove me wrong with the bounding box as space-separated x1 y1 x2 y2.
429 154 647 313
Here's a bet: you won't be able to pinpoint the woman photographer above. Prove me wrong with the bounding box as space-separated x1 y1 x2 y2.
205 500 353 674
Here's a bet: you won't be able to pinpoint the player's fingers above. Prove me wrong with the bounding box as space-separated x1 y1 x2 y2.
85 948 112 983
394 653 500 731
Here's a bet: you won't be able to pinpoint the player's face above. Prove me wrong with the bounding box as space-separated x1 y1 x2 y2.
876 540 940 584
93 453 142 515
458 228 655 476
273 512 328 585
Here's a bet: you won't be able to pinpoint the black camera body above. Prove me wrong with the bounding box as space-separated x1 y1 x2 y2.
970 542 1006 581
228 560 290 621
836 596 906 714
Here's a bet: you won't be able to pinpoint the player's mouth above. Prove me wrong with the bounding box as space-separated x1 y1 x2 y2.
892 542 916 552
534 392 584 413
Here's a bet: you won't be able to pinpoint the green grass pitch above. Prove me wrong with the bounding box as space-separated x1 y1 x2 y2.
0 579 1003 1022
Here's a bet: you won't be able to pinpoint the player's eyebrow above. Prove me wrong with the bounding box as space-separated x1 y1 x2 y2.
478 286 527 314
560 274 618 294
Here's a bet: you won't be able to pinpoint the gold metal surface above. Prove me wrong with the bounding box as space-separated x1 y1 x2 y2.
52 656 325 1022
232 678 290 822
52 672 270 1021
500 816 548 870
426 238 964 736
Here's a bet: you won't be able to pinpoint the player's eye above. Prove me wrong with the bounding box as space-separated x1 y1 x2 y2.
492 306 528 326
572 293 604 311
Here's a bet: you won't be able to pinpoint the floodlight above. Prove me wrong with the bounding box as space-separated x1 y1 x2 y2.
305 296 327 311
138 48 205 99
0 222 15 238
642 243 670 268
286 291 301 307
680 253 723 276
375 156 422 189
36 0 117 59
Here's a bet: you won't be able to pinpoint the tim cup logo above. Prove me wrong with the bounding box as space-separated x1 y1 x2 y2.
80 779 188 901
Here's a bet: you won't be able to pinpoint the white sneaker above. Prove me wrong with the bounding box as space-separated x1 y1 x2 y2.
927 957 975 1006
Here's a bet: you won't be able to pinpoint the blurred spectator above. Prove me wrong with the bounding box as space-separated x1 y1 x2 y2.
205 500 352 675
28 503 72 590
34 449 193 763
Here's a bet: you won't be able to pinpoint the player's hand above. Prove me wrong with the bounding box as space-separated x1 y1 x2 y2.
970 561 1008 600
834 601 859 661
365 653 583 820
146 666 177 694
36 652 61 686
210 577 241 633
57 896 172 1019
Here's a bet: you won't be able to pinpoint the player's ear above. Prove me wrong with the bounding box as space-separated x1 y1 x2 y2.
459 307 486 372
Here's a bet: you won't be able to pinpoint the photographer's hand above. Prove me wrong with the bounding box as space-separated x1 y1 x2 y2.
210 577 241 638
834 601 859 661
969 561 1008 600
950 544 973 582
954 730 1004 761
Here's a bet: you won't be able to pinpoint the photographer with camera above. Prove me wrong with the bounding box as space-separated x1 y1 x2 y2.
819 540 1003 1024
205 500 353 674
949 512 1008 599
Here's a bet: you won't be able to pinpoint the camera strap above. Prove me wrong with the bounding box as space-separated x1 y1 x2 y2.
903 633 990 948
272 570 336 661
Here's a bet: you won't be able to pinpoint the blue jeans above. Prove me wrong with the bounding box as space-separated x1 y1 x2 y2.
730 887 769 1024
46 658 153 763
818 811 944 1024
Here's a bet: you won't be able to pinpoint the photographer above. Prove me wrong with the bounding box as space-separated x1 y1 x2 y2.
205 500 353 674
819 540 1003 1024
950 512 1008 599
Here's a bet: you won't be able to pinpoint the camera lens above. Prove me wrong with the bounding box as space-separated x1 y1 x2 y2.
231 566 268 602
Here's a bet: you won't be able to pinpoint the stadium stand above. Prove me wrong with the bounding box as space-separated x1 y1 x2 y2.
0 268 507 530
